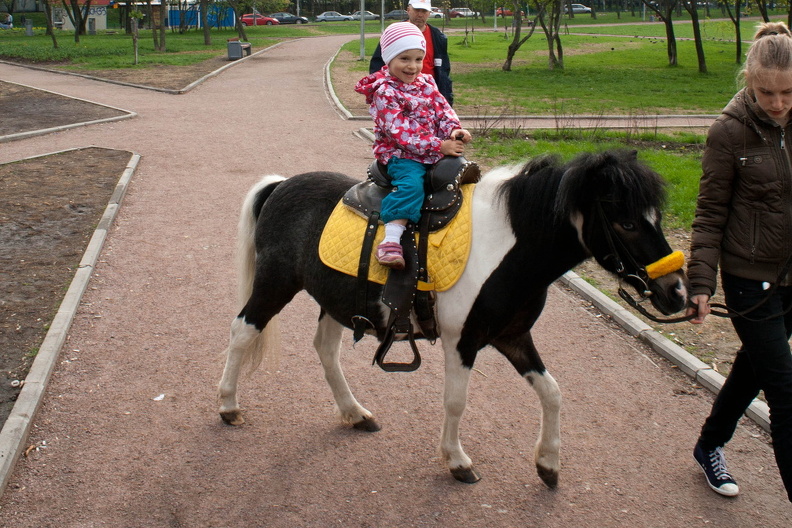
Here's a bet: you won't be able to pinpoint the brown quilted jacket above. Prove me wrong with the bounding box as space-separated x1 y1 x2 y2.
688 88 792 296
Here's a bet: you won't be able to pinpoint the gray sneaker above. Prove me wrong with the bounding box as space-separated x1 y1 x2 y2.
694 443 739 497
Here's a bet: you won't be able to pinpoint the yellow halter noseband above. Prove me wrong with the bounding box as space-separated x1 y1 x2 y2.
644 250 685 280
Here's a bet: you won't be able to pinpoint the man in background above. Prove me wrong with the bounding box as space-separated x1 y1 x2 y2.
369 0 454 106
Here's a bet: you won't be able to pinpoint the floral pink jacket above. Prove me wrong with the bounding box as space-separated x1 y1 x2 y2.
354 67 461 165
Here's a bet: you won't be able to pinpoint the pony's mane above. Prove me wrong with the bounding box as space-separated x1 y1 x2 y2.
554 150 667 220
492 150 667 237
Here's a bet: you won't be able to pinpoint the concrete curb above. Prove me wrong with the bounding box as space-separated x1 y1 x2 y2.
0 80 137 143
325 61 769 433
559 271 770 433
0 148 140 494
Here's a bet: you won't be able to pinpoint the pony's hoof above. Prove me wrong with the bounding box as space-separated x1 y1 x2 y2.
220 410 245 426
352 417 381 432
451 466 481 484
536 464 558 489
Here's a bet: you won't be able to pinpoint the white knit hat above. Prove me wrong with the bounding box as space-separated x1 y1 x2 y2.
380 22 426 66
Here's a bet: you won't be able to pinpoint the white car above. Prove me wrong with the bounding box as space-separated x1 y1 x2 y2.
430 7 445 18
316 11 353 22
569 4 592 14
450 7 479 18
351 10 379 20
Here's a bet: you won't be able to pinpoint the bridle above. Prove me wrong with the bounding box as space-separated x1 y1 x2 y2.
594 200 792 324
593 200 694 324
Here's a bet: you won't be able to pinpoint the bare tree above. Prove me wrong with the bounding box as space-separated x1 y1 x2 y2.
201 0 211 45
145 0 159 50
59 0 94 43
723 0 742 64
642 0 678 66
43 0 59 48
755 0 770 22
502 0 543 71
225 0 248 40
682 1 706 73
537 0 564 70
159 0 167 51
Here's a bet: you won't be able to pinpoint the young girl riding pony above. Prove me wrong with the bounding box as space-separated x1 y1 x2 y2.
355 22 472 269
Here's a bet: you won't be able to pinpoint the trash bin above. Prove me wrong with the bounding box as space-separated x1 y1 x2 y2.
25 19 33 36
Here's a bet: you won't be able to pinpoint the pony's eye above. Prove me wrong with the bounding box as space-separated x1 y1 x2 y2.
621 222 635 231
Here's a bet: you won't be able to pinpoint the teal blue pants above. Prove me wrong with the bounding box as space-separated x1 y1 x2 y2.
382 157 429 224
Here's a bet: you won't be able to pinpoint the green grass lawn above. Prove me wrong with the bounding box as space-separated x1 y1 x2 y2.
342 29 742 115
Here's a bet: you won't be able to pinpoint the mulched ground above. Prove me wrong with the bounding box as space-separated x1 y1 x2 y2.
0 52 375 431
0 80 129 136
0 147 133 425
0 58 230 426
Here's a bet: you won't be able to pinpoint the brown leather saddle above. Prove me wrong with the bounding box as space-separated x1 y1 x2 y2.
344 156 481 372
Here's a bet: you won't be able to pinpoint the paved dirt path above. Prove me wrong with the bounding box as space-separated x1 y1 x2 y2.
1 36 790 526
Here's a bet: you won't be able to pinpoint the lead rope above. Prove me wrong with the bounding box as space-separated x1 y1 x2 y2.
617 252 792 324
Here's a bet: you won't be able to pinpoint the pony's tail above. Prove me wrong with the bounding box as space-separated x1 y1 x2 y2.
236 175 286 374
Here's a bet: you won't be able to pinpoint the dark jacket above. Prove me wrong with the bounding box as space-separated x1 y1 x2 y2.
370 24 454 106
688 88 792 296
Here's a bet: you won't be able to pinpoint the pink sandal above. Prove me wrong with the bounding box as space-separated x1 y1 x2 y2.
376 242 405 270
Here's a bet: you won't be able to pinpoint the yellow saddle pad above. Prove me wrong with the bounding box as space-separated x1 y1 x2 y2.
319 184 475 292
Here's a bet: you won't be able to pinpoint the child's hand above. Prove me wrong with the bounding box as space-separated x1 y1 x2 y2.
440 139 466 157
451 129 472 143
441 129 472 157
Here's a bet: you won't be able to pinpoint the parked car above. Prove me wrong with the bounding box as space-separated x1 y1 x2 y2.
268 12 308 24
383 9 408 20
316 11 353 22
429 7 445 18
569 4 592 13
239 14 280 26
449 7 479 18
351 10 379 20
496 7 524 16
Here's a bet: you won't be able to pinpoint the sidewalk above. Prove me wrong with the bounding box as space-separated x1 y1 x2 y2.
0 36 789 525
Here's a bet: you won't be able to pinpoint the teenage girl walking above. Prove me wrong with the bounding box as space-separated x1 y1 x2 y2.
687 21 792 503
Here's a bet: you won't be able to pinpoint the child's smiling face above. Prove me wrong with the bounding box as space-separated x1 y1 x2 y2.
388 49 425 84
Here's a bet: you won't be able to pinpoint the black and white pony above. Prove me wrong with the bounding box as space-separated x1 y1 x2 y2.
218 149 688 487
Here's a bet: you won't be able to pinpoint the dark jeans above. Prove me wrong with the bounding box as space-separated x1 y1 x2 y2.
698 272 792 501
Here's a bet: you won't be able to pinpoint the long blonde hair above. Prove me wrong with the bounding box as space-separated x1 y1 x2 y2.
741 22 792 87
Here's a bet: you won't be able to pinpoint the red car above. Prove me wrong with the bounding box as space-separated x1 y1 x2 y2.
240 14 280 26
496 7 525 16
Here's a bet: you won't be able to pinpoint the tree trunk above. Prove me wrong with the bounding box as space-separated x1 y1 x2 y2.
755 0 769 22
159 1 166 52
684 1 706 73
226 0 246 40
661 13 677 66
148 0 159 50
61 0 80 43
538 0 564 70
44 0 59 48
201 0 211 45
725 1 742 64
502 1 540 71
642 0 678 66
